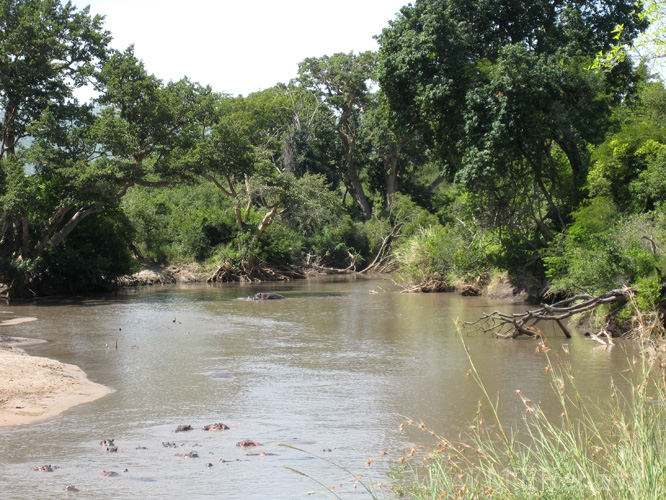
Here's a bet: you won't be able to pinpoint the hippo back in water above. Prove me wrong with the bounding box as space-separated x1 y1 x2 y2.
248 292 285 300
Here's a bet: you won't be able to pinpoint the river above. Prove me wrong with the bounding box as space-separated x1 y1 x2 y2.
0 276 636 499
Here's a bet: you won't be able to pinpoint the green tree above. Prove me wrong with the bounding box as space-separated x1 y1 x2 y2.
27 47 209 250
377 0 647 250
362 93 425 208
276 82 331 179
297 51 377 220
221 86 293 170
544 74 666 299
0 0 110 158
588 78 666 212
1 44 210 295
0 0 111 295
179 107 256 233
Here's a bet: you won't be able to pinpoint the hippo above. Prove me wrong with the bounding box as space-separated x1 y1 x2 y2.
34 465 56 472
248 292 285 301
236 440 262 447
203 423 230 431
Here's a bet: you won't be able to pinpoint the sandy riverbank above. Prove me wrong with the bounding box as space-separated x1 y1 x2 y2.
0 325 111 428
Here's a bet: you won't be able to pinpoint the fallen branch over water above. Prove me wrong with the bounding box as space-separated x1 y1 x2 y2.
465 287 635 339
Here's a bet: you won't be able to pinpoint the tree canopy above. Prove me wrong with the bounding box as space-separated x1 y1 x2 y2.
377 0 648 246
1 0 664 308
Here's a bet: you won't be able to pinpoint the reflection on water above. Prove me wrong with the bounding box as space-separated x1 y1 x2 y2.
0 277 636 499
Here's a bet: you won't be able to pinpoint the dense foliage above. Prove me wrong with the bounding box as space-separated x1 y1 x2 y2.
1 0 664 333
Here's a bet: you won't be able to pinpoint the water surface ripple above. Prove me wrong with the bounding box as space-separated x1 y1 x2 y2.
0 277 634 499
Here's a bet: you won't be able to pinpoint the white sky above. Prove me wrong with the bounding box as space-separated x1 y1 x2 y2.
71 0 408 97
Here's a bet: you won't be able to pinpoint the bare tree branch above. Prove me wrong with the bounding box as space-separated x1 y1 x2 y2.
465 287 635 339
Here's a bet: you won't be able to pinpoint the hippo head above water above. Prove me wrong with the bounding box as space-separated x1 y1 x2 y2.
249 292 285 300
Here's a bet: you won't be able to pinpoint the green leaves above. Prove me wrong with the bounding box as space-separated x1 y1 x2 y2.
297 51 378 219
378 0 644 243
589 79 666 211
95 48 212 171
189 115 255 180
0 0 110 158
544 197 664 296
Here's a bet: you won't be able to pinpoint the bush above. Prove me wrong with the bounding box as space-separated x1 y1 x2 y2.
122 182 238 263
306 215 370 266
545 198 664 297
394 223 489 288
252 221 305 265
38 205 137 293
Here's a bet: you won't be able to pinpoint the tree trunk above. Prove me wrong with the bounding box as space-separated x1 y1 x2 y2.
348 166 373 220
385 136 408 208
201 172 245 232
385 157 399 208
251 206 278 253
336 118 372 220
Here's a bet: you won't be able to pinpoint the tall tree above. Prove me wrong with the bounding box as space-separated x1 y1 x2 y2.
0 0 110 158
184 92 342 269
362 93 425 207
1 0 110 295
1 46 210 296
297 51 377 220
221 87 292 170
179 106 256 233
377 0 648 240
276 82 325 178
29 48 210 253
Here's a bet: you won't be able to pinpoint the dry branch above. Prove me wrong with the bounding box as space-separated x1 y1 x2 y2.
358 222 403 274
398 274 453 293
465 287 635 339
306 252 358 274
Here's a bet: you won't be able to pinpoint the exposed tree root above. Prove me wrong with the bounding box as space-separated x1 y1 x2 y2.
302 252 358 275
397 271 492 294
207 258 356 283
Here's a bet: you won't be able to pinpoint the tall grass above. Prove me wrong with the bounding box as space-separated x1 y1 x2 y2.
391 313 666 499
394 224 490 290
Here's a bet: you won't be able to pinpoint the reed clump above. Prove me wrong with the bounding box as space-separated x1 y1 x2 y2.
391 314 666 499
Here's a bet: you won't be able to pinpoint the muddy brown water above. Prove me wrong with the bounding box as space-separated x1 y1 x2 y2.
0 276 636 499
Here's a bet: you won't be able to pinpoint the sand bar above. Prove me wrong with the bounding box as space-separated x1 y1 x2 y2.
0 328 111 428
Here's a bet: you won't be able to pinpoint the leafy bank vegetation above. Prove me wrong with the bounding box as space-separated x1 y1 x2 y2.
1 0 665 340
